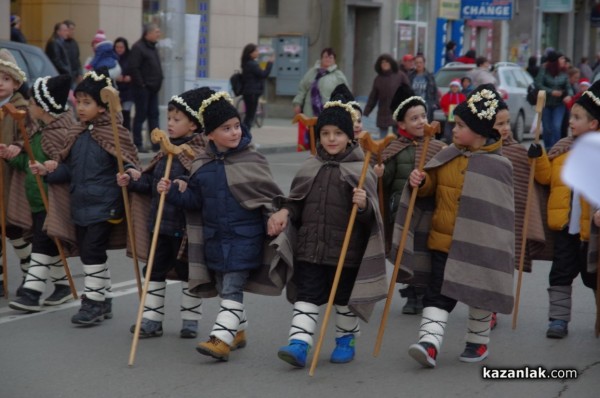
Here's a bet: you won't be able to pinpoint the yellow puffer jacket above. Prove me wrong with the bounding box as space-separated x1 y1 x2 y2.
418 139 502 253
535 151 591 241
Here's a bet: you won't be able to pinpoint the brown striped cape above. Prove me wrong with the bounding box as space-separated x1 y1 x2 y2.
393 143 516 314
44 113 140 255
502 136 547 272
274 143 388 322
127 133 206 264
184 142 291 298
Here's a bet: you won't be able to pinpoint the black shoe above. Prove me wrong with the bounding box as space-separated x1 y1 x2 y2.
129 319 163 338
44 285 73 306
103 297 113 319
9 288 42 312
136 146 149 153
0 281 4 298
71 295 105 325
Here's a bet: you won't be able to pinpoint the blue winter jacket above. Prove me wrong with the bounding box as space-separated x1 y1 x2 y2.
90 41 119 70
165 129 265 272
46 128 123 226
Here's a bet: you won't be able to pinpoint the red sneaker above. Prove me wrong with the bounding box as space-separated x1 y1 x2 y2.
409 342 437 368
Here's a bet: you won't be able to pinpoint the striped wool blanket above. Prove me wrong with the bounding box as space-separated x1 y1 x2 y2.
274 143 388 322
185 143 292 298
393 143 516 314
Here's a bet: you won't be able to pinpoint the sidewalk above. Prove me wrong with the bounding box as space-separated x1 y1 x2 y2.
250 118 298 154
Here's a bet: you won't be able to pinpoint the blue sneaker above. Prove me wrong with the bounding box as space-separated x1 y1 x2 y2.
278 339 309 368
330 334 356 363
546 319 568 339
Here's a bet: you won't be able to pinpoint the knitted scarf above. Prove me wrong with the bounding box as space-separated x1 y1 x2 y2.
310 68 329 116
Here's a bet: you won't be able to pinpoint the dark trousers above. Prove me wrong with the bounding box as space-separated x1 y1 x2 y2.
75 222 113 264
132 87 160 150
31 211 58 257
6 225 24 240
293 261 359 306
550 228 596 290
242 94 259 132
422 250 458 313
146 234 188 282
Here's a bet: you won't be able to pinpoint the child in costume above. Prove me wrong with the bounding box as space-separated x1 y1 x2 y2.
117 88 205 338
492 94 547 329
528 80 600 339
2 74 75 311
439 79 466 143
402 84 515 367
0 49 33 297
30 67 139 325
158 88 284 361
373 83 446 315
268 94 387 368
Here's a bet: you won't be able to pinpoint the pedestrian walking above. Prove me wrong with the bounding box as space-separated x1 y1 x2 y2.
240 43 273 132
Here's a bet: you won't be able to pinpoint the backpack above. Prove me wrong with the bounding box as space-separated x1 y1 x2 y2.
230 71 244 96
526 83 539 106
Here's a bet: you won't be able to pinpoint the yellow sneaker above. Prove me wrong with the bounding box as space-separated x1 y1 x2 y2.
196 336 231 361
230 330 247 351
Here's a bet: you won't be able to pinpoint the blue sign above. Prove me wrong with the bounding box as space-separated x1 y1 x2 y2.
460 0 513 20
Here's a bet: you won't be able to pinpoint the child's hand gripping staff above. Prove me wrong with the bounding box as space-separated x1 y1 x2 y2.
128 129 194 367
359 131 395 222
100 86 142 297
373 121 439 357
0 107 6 296
2 103 78 300
512 90 546 330
308 132 376 376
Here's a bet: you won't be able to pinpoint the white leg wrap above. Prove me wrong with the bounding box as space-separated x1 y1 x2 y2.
48 256 68 286
548 285 572 322
104 267 113 299
418 306 449 351
210 299 244 346
22 253 53 293
466 307 492 345
288 301 319 346
180 282 202 321
83 263 107 302
9 237 31 273
144 281 166 322
334 305 360 338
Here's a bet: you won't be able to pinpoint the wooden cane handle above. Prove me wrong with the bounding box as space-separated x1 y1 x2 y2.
100 86 123 113
1 103 27 120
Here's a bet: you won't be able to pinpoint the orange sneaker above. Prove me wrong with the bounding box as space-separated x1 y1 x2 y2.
196 336 231 361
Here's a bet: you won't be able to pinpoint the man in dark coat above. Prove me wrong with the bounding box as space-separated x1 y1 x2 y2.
63 20 82 87
128 23 164 153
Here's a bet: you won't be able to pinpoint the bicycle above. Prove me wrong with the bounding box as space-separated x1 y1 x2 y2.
235 96 266 128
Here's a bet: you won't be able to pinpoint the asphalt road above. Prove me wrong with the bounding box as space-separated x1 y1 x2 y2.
0 151 598 398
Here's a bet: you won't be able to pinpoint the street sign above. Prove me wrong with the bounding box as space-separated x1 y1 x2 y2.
460 0 513 20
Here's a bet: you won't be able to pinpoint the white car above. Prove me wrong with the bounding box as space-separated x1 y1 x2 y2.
434 62 536 142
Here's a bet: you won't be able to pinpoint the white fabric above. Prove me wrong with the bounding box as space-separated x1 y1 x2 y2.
562 133 600 207
48 257 68 286
568 190 582 235
418 306 449 351
465 307 492 344
210 299 244 346
104 267 113 299
180 282 203 321
9 237 31 261
144 281 166 322
288 301 319 346
334 305 360 338
23 253 53 293
83 263 107 302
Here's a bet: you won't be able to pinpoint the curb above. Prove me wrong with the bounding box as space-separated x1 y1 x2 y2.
255 144 298 155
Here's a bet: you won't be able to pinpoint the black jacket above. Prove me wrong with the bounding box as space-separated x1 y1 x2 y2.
45 38 71 75
128 38 163 92
63 38 81 81
241 60 272 95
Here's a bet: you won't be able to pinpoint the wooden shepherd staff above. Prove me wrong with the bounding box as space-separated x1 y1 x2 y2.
0 108 7 297
292 114 317 155
100 86 142 297
2 103 78 299
128 129 194 367
308 132 376 376
512 90 546 330
373 121 439 357
358 132 395 221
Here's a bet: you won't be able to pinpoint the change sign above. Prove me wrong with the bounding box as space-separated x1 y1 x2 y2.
460 0 513 20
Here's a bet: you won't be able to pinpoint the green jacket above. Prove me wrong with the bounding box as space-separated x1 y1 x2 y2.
382 144 415 222
535 67 573 108
8 132 48 213
292 62 349 117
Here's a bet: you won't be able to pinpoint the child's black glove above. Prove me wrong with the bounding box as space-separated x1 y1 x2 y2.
527 143 543 158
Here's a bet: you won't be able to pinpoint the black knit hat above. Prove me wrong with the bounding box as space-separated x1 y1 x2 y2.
575 80 600 122
32 74 71 116
196 87 240 134
74 66 113 107
315 100 358 140
390 83 426 121
169 88 204 131
453 83 501 138
330 84 362 114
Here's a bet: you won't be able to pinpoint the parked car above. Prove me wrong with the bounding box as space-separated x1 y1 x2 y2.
434 62 536 141
0 39 58 98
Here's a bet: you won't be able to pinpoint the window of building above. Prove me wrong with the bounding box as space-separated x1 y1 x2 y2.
260 0 279 17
